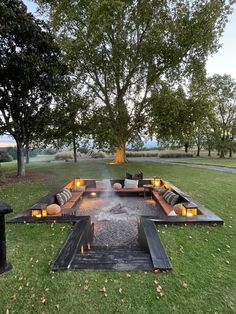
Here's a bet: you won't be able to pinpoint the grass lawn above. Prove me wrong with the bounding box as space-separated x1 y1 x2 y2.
174 158 236 167
0 160 235 314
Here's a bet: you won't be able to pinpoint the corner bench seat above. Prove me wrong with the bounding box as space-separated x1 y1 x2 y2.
60 191 83 209
152 191 173 215
85 188 144 193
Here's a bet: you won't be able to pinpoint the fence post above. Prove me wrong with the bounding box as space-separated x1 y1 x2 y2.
0 199 13 274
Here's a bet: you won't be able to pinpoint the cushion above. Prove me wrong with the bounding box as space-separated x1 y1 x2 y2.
46 204 61 215
96 179 111 189
63 188 72 199
113 183 122 190
153 186 166 195
56 189 72 205
124 179 138 189
168 210 177 216
163 190 179 206
173 203 184 215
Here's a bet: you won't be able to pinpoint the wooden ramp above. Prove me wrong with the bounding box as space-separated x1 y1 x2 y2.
70 246 153 271
52 216 172 272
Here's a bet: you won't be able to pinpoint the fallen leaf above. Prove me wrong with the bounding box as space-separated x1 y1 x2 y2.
84 285 89 290
40 296 46 304
100 287 107 293
119 288 122 294
154 280 159 285
55 304 60 310
126 274 131 278
182 282 188 289
11 293 17 301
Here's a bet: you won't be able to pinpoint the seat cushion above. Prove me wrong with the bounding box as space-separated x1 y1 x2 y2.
163 190 179 206
46 204 61 215
124 179 138 189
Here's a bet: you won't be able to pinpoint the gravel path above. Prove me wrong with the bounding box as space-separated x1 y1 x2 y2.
77 196 158 247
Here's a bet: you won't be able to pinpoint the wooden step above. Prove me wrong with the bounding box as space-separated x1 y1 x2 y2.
70 247 153 271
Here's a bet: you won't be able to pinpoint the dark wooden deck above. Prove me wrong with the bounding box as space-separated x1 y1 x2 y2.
70 246 153 271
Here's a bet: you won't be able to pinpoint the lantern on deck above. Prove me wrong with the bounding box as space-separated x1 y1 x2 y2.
31 203 47 218
181 203 198 217
153 177 161 188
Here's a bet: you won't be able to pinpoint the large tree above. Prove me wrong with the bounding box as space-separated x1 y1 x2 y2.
0 0 66 176
208 74 236 158
36 0 233 163
149 81 214 153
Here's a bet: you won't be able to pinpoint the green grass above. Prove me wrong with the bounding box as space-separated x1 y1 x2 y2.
0 160 235 313
174 158 236 167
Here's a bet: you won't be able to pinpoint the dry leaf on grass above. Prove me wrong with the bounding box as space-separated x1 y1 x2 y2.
40 296 46 304
182 282 188 288
11 293 17 301
119 288 123 294
100 287 107 293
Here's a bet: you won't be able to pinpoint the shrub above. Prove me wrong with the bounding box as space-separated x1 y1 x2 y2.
55 152 73 160
159 153 193 158
126 152 159 158
91 151 106 158
0 151 13 162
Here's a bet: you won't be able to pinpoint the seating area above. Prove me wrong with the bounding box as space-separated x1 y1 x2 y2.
8 175 222 225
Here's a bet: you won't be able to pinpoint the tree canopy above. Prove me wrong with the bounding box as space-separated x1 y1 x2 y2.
35 0 233 163
0 0 67 176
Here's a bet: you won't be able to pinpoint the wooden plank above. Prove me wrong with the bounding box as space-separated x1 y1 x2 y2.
7 215 83 224
139 217 172 270
51 217 93 271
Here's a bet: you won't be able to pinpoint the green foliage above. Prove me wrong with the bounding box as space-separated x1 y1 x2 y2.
0 151 13 162
159 152 193 158
54 151 79 161
0 0 67 175
36 0 233 153
208 74 236 157
41 147 57 155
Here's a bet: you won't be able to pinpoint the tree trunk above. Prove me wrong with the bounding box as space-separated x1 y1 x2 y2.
184 143 189 153
25 147 29 164
220 150 224 158
197 144 200 157
229 149 232 158
111 143 127 164
208 149 211 157
73 136 77 163
17 143 25 177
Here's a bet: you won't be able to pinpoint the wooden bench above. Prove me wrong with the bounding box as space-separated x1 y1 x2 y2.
152 191 173 215
60 191 84 210
85 188 144 193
